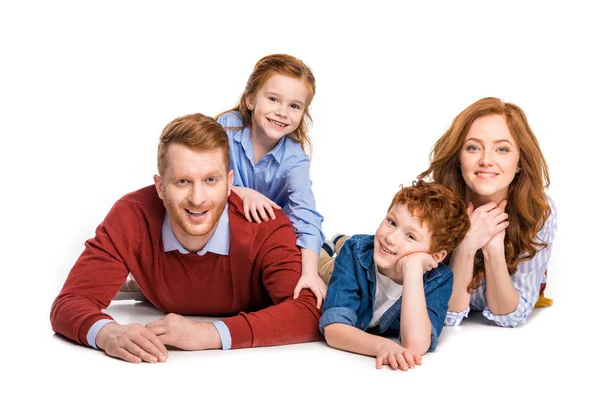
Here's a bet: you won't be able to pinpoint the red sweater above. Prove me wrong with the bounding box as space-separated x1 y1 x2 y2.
50 186 321 349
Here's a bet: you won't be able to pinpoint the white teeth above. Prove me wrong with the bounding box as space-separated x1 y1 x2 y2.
187 210 207 216
476 173 496 177
269 119 285 127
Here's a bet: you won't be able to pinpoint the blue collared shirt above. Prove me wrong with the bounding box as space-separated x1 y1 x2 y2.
87 204 233 350
217 111 325 254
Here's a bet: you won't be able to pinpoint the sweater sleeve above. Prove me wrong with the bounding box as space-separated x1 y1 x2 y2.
49 200 140 346
220 219 322 348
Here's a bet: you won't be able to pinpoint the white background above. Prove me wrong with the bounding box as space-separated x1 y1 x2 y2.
2 0 598 398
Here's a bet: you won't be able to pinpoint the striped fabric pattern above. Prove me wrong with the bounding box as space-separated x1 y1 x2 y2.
445 196 557 327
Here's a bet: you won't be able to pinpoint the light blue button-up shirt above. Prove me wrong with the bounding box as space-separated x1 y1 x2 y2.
87 204 233 350
217 111 325 254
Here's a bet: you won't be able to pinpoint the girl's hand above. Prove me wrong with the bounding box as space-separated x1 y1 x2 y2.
460 200 509 252
234 187 282 223
293 273 327 309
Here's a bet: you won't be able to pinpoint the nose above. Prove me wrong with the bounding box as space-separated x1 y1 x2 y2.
275 103 288 117
479 149 493 166
189 183 206 206
384 230 401 247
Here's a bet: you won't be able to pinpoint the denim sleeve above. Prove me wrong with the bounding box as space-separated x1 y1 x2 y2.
319 244 361 334
424 269 454 352
283 157 325 255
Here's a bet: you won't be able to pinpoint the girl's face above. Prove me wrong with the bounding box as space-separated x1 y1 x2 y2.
459 114 521 201
247 73 309 147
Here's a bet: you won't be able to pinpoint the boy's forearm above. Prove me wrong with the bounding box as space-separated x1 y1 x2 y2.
400 264 431 355
324 323 389 357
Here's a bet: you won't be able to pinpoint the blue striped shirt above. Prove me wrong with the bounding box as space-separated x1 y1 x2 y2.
216 112 325 254
445 196 558 327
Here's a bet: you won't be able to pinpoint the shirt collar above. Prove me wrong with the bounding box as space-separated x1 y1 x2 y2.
162 204 230 255
233 126 286 164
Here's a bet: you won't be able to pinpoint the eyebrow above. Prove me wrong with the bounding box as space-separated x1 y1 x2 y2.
464 138 514 145
389 211 425 239
265 91 305 106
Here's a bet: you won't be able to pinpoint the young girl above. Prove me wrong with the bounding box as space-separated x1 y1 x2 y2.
215 54 327 308
418 97 557 327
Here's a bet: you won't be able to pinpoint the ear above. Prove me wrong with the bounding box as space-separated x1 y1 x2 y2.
245 96 254 111
154 174 164 200
431 250 447 264
227 170 234 195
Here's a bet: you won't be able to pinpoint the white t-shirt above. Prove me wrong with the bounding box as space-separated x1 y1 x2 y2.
368 267 403 328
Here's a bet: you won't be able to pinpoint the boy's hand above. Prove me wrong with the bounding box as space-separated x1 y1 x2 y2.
375 340 422 371
396 252 438 274
233 186 282 223
293 273 327 309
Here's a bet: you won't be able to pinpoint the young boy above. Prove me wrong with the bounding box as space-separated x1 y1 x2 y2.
319 180 470 371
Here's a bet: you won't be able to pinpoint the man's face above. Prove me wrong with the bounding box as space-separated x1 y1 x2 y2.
154 143 233 252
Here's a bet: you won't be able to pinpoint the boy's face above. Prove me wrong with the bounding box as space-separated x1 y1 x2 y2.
373 203 433 269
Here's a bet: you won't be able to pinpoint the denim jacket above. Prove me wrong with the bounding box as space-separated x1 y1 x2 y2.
319 234 453 352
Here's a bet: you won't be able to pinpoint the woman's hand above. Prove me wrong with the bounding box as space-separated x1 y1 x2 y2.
460 200 509 252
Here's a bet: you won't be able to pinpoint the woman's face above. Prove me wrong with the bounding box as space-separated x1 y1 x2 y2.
459 114 520 199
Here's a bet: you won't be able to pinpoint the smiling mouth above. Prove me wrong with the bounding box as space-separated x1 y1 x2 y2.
379 241 396 255
267 118 288 128
186 209 207 217
475 172 498 177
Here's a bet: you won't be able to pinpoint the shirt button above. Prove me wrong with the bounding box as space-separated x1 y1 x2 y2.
360 323 364 329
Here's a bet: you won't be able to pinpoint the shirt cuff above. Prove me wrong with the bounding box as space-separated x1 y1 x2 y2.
213 321 232 350
319 307 358 334
296 233 324 255
482 298 532 327
445 307 470 326
87 319 115 349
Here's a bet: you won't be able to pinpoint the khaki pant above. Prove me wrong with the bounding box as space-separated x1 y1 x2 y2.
318 235 350 285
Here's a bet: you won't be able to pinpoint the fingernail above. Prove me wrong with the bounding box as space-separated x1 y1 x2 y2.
159 355 166 362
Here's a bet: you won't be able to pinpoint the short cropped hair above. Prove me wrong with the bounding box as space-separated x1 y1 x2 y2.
157 113 230 176
389 180 470 254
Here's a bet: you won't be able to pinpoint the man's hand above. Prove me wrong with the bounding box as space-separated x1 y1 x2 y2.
96 322 168 364
146 314 222 351
375 339 422 371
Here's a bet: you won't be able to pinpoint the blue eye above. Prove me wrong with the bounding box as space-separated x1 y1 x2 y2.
497 147 509 153
206 177 217 183
176 179 188 185
466 145 479 151
291 104 300 110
